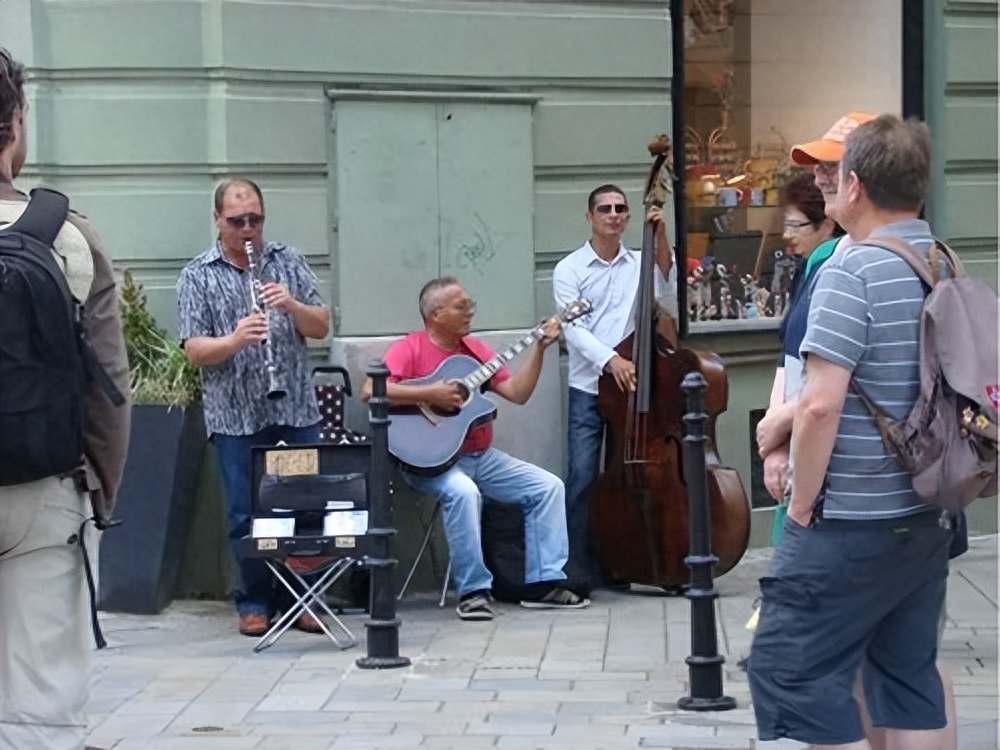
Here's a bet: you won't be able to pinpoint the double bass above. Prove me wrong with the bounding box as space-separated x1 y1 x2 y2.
589 135 751 591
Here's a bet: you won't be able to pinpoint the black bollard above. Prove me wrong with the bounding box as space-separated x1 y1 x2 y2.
356 361 410 669
677 371 736 711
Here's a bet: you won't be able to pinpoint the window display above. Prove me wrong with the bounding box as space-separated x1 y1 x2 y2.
678 0 902 328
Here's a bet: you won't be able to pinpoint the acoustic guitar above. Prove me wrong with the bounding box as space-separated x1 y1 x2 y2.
388 298 592 475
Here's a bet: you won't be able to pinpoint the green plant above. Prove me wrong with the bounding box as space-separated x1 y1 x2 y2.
119 269 200 407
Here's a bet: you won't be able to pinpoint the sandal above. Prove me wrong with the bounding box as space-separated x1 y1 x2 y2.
520 587 590 610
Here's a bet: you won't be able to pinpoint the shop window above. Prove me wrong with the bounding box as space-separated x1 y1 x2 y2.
678 0 902 331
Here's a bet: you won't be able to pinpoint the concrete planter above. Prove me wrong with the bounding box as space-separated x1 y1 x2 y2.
98 401 207 614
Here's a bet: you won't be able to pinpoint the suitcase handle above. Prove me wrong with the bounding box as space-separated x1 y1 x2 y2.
312 365 352 396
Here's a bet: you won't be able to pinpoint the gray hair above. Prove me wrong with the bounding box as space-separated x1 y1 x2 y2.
841 115 931 213
418 276 461 319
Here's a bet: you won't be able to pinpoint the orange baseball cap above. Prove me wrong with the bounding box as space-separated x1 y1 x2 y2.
790 112 877 165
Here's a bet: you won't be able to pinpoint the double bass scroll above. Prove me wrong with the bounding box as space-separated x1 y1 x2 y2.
588 134 751 591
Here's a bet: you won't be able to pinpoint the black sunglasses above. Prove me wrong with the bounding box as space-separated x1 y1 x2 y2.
224 213 264 229
594 203 629 215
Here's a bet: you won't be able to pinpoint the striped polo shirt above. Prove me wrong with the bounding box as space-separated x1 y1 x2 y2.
799 218 936 520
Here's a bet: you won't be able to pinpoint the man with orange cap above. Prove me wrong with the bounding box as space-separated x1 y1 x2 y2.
790 111 877 201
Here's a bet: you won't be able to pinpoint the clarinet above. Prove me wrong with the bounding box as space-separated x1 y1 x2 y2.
244 240 288 400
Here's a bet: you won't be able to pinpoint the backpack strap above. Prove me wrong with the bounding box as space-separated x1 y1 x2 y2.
864 235 964 287
1 187 70 247
5 189 126 408
81 342 127 407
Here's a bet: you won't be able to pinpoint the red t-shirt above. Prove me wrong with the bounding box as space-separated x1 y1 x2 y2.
383 331 512 453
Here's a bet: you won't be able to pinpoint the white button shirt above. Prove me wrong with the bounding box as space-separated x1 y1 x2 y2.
553 241 677 394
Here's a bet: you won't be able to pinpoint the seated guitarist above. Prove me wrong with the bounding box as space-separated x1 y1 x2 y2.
362 276 589 621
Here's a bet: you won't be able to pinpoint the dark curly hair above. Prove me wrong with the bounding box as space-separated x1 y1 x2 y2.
781 172 825 224
0 48 26 154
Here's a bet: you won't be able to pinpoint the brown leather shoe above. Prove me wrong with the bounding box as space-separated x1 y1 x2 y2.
291 611 324 633
238 613 270 637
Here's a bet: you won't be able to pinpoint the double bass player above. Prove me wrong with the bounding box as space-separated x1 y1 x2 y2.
553 144 677 588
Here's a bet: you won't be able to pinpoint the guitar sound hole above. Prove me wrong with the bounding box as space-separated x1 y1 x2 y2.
426 381 472 417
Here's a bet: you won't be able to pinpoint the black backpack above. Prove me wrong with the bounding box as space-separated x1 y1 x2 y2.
0 187 124 486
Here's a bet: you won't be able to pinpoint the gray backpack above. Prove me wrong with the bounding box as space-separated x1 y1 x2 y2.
852 237 998 514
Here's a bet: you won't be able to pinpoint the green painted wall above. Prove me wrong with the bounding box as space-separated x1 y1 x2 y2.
925 0 998 533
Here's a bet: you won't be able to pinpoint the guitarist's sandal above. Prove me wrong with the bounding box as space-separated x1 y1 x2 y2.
388 298 592 475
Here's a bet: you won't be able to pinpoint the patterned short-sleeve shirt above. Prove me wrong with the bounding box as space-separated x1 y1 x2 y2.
177 240 323 436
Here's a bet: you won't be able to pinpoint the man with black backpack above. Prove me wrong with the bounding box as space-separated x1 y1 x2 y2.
0 48 131 750
748 115 964 750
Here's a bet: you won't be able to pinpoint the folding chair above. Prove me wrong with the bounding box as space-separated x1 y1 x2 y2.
239 442 372 652
397 501 452 607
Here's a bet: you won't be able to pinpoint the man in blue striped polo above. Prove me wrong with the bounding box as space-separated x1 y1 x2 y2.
747 115 955 750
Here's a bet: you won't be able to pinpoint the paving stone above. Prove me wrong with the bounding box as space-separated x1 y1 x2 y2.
249 719 350 736
104 698 191 716
166 700 256 730
89 712 176 739
625 722 718 740
638 741 752 750
327 684 402 702
496 735 626 749
398 687 497 702
112 735 263 750
257 687 336 712
317 699 441 714
421 735 500 749
256 734 334 749
958 719 999 750
470 678 571 691
330 733 421 749
545 670 650 682
466 718 555 735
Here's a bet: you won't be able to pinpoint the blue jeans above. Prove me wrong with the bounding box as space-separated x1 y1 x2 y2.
402 448 568 598
213 423 320 617
564 387 605 579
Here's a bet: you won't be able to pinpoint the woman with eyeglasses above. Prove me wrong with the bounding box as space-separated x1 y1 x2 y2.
756 172 843 543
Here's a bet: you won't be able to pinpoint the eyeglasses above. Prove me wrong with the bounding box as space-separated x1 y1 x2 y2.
224 213 264 229
814 161 839 174
783 219 815 231
448 299 477 314
594 203 629 215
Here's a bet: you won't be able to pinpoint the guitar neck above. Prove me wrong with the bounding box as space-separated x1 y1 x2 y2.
462 327 544 391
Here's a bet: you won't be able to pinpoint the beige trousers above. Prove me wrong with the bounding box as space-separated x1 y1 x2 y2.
0 476 94 750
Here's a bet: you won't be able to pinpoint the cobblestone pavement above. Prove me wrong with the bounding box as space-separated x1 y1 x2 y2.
87 535 998 750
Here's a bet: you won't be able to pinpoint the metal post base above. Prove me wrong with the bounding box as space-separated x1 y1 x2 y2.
677 695 737 712
356 655 412 669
